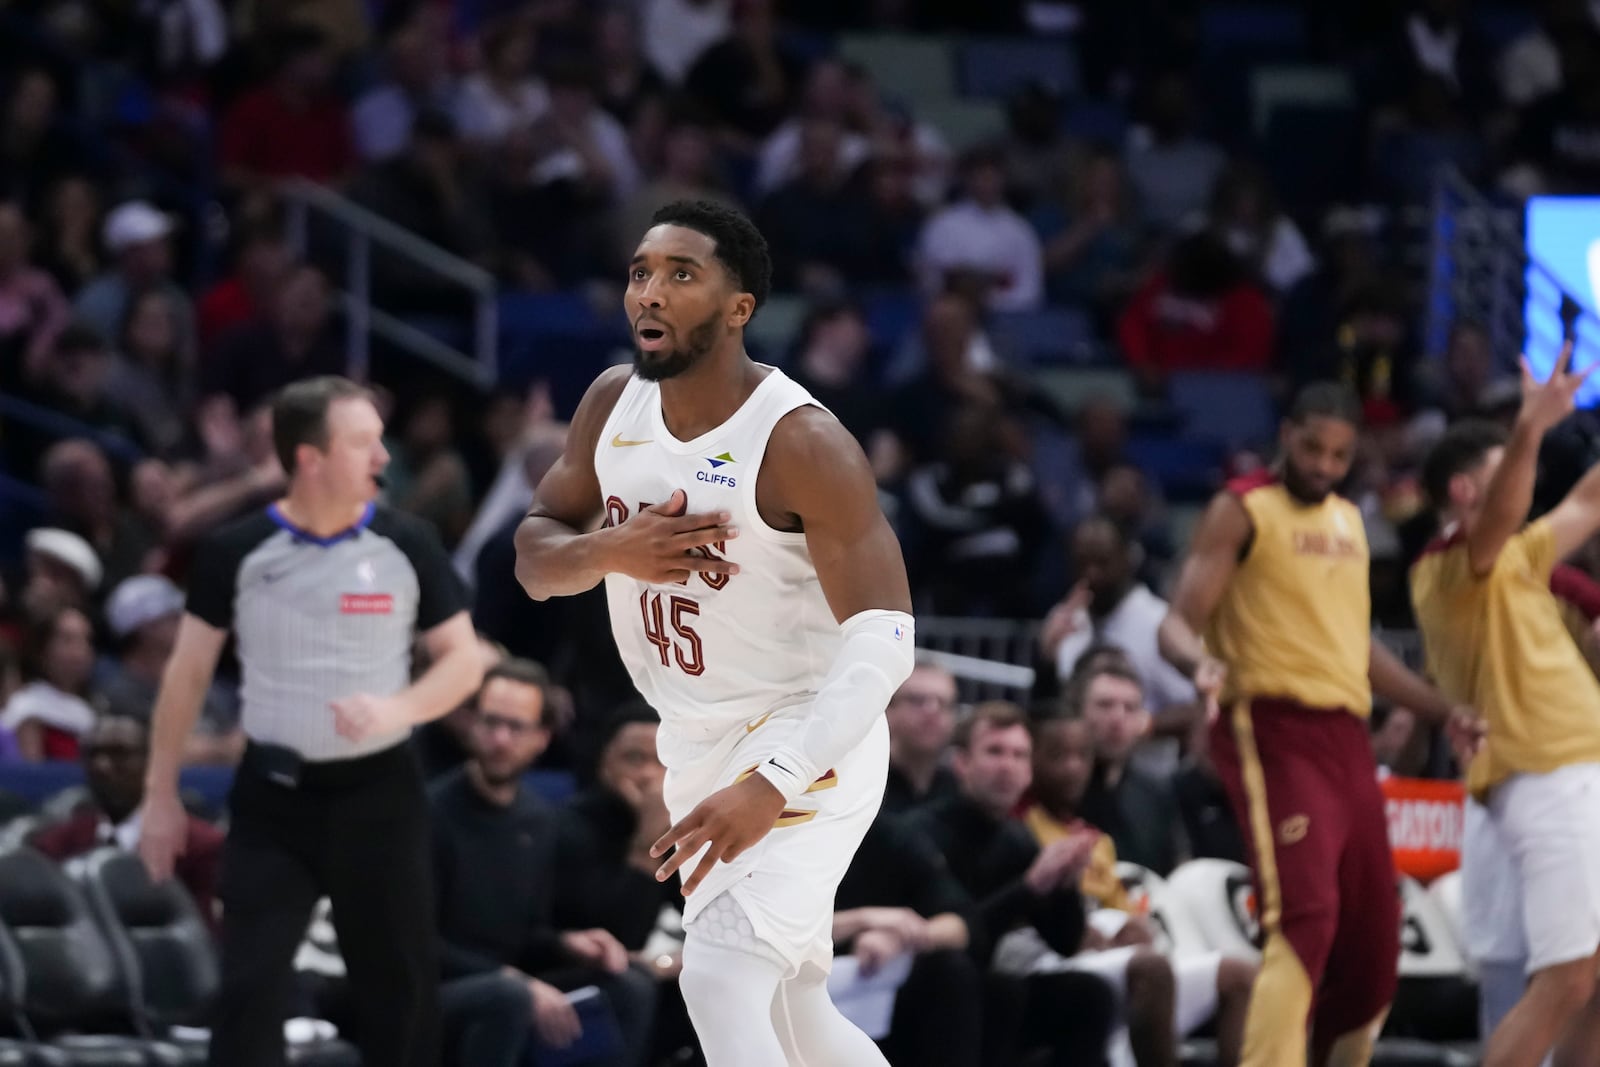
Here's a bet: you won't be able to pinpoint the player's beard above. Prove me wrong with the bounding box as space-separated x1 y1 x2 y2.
633 314 720 381
1281 459 1334 504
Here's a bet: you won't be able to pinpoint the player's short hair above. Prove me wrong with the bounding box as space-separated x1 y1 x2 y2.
271 376 373 475
649 200 772 312
1288 381 1364 428
1064 659 1144 718
953 700 1029 750
1422 418 1508 510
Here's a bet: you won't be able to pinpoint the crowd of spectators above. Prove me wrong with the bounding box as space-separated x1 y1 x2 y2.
3 0 1600 1061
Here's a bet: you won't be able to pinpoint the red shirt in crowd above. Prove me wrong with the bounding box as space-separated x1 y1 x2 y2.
1116 272 1275 378
219 86 354 185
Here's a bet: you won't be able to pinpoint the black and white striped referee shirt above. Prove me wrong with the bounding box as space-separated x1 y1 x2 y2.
185 503 467 761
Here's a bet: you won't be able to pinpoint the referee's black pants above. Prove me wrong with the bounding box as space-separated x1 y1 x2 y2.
210 741 440 1067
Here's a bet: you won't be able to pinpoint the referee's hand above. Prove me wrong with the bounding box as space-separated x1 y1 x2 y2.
137 788 189 883
331 692 410 740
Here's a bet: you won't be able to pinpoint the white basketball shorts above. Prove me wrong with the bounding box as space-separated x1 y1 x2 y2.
661 707 889 978
1487 762 1600 974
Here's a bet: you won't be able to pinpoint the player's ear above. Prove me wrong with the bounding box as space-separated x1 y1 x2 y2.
728 293 756 329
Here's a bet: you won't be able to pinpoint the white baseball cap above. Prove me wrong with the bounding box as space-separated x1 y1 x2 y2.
103 200 173 254
24 527 102 590
105 574 185 639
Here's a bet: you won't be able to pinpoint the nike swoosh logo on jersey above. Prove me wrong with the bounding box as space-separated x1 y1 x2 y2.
745 711 774 734
611 434 651 447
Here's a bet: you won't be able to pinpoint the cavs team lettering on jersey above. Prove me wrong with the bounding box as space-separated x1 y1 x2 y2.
1206 471 1372 715
1411 518 1600 799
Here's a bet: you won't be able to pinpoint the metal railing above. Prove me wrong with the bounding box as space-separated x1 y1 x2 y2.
1424 168 1527 367
917 615 1426 703
280 179 498 390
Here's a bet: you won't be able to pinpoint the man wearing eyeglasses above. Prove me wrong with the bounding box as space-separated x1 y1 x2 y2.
431 658 658 1067
29 715 224 931
881 663 961 816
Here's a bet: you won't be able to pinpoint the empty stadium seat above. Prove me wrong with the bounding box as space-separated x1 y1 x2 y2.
1124 435 1227 502
0 848 174 1065
958 38 1079 99
1165 372 1278 450
1162 859 1261 963
915 99 1008 151
744 293 808 361
990 307 1094 366
0 919 71 1066
836 35 956 103
1032 367 1138 416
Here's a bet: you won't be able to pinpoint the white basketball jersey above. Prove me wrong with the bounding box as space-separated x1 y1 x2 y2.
595 367 843 760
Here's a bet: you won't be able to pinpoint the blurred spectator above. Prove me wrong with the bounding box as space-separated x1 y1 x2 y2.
432 659 658 1067
881 662 961 815
27 716 223 930
905 702 1118 1066
1370 0 1494 119
887 293 1000 462
219 25 356 192
642 0 731 85
1206 161 1315 296
593 8 666 125
350 110 496 310
34 174 103 295
117 0 229 104
19 527 101 618
454 18 550 148
843 69 951 208
1171 710 1247 864
72 199 195 357
530 63 643 204
616 111 738 268
1072 661 1184 874
1371 74 1488 205
1116 230 1274 392
1001 81 1081 213
1124 71 1226 235
0 199 69 381
0 605 101 760
1040 516 1197 722
40 439 159 590
833 812 981 1067
353 3 455 163
754 58 871 198
105 289 196 459
383 392 475 545
555 703 676 955
1498 0 1599 107
12 326 140 476
98 575 241 764
205 264 344 413
755 117 866 293
916 145 1044 312
684 0 806 146
0 66 90 213
196 224 294 350
1046 396 1129 527
483 125 600 289
1371 704 1428 775
783 300 893 465
1030 149 1141 316
1098 463 1176 582
902 401 1051 617
158 398 286 549
1505 32 1600 195
839 151 926 286
1429 319 1498 420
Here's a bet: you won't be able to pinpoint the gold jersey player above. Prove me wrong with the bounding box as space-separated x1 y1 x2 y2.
514 201 914 1066
1158 383 1477 1067
1412 346 1600 1067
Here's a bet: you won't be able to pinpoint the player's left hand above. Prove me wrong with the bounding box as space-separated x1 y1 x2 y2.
1444 705 1487 767
651 774 788 896
330 692 411 740
560 928 630 974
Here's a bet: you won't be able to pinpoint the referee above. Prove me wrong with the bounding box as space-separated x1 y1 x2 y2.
138 376 484 1067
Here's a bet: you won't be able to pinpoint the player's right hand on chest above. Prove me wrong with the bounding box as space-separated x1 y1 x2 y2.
604 488 741 584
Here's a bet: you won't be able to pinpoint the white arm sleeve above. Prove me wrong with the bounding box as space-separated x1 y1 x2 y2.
754 609 916 804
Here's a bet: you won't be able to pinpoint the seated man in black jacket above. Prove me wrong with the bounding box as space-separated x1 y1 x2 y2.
834 811 983 1066
907 700 1120 1066
432 659 657 1067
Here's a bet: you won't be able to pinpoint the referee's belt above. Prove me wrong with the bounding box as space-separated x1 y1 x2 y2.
240 739 413 790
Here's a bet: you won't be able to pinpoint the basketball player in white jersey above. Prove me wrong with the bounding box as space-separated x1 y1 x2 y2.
514 200 916 1065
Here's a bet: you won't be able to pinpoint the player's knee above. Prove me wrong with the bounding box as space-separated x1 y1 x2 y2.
1126 950 1176 1005
680 943 777 1013
1217 955 1258 999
